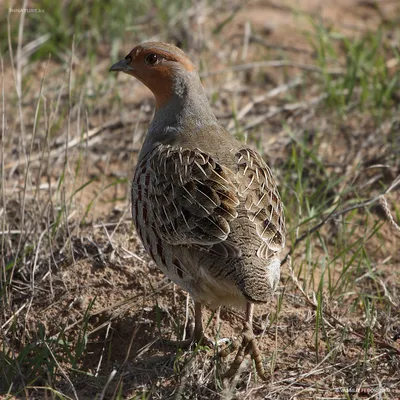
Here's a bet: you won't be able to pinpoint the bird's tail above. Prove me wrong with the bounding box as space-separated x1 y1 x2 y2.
235 256 281 303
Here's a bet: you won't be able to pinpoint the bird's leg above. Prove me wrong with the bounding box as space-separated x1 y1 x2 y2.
221 302 266 380
219 303 254 357
214 306 221 336
163 301 213 348
194 301 205 342
193 302 216 347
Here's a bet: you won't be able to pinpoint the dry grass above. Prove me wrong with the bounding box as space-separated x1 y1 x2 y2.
1 1 400 399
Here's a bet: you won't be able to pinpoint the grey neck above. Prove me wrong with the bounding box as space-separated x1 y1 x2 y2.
144 70 217 150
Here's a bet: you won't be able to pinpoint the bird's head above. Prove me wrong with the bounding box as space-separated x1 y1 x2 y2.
109 42 196 109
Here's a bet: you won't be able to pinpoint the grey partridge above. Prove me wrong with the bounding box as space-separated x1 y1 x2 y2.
110 42 285 380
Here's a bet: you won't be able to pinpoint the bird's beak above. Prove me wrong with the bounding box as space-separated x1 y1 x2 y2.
109 59 134 73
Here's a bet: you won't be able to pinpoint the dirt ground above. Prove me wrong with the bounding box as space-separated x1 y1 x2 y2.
1 1 400 399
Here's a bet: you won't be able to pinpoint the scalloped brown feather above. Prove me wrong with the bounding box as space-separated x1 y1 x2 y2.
132 141 286 304
235 148 285 256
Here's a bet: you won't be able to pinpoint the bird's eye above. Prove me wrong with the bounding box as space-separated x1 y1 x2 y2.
145 53 158 65
125 55 132 63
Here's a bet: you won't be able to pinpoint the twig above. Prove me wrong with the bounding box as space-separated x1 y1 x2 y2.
242 93 327 132
98 369 117 400
378 195 400 234
1 56 6 285
282 175 400 264
249 34 315 55
288 259 400 355
241 21 251 62
4 119 124 170
227 77 303 131
201 60 343 78
44 342 79 400
1 302 27 330
21 34 51 61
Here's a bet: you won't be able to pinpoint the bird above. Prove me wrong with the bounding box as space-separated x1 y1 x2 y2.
109 42 285 379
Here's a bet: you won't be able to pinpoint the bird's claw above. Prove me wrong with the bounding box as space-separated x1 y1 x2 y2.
220 322 267 380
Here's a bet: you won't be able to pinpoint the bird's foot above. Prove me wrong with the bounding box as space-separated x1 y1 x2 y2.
219 322 266 380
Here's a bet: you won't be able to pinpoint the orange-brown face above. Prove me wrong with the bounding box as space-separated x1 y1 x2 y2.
109 42 195 109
